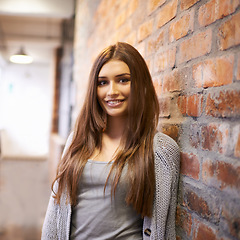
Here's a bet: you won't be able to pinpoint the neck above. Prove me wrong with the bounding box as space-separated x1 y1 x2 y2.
90 115 128 162
104 115 127 140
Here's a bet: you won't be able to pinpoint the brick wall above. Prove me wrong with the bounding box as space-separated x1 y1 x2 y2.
74 0 240 239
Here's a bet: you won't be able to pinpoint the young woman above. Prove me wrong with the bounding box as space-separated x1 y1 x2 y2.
41 42 180 240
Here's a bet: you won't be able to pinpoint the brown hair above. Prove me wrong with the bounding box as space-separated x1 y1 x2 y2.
52 42 159 217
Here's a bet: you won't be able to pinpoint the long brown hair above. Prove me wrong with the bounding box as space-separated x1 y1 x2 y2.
52 42 159 217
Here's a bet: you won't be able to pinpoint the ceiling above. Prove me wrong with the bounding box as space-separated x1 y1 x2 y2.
0 0 75 64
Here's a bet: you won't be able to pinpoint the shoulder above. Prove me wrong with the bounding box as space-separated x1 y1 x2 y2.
153 132 179 152
62 131 74 157
153 132 180 171
66 131 74 145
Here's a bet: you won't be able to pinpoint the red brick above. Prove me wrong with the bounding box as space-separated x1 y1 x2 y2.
169 10 194 42
117 0 129 10
178 95 187 115
180 152 200 179
201 123 229 154
237 53 240 80
157 0 178 29
148 0 166 15
222 205 240 238
159 97 171 117
217 161 240 190
187 94 203 117
152 76 163 96
183 186 221 223
95 0 109 20
203 159 240 191
218 0 240 19
131 5 144 27
206 90 240 118
219 236 233 240
180 0 200 10
147 30 164 56
198 0 216 27
113 23 131 42
203 160 240 190
115 10 128 28
179 29 212 64
136 41 145 57
127 0 139 17
184 191 212 219
122 24 131 39
138 19 154 42
176 206 192 236
125 31 137 46
146 58 153 74
108 0 118 11
193 55 234 88
159 124 179 141
234 126 240 158
202 159 216 183
218 12 240 50
198 0 239 27
162 69 185 93
193 220 217 240
95 20 109 38
154 47 176 72
235 133 240 158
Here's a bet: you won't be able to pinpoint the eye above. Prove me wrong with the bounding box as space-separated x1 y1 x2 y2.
97 80 108 86
119 78 130 84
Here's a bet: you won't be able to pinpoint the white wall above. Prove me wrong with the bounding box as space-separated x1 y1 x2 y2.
0 0 74 18
0 62 52 159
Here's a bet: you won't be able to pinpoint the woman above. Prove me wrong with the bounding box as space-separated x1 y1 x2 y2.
42 42 180 240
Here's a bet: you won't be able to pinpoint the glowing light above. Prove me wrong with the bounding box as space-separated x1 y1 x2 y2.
10 47 33 64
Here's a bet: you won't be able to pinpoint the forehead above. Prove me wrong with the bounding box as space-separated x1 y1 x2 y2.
98 60 130 77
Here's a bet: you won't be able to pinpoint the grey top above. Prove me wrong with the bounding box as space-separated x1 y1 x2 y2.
41 132 180 240
70 159 143 239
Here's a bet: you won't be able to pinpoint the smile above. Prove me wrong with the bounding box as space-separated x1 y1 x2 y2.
105 99 125 107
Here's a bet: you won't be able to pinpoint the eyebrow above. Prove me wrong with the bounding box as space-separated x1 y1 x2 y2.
98 73 131 79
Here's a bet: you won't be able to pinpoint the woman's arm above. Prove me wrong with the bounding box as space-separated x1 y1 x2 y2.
41 132 74 240
164 137 180 239
41 184 59 239
143 132 180 240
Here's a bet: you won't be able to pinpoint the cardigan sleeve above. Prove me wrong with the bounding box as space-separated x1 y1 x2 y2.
41 132 74 240
164 136 180 239
41 184 59 240
143 132 180 240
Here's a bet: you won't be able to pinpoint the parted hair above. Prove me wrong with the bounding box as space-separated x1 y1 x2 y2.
52 42 159 217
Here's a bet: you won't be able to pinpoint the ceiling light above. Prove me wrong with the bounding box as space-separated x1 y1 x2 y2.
10 47 33 64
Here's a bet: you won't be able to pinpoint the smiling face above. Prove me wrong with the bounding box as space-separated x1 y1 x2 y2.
97 60 131 119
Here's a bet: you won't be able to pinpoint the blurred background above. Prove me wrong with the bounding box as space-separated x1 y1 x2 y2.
1 0 240 239
0 0 75 239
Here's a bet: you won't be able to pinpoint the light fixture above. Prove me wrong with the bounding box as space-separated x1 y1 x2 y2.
10 47 33 64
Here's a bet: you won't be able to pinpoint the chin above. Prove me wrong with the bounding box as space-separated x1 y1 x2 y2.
106 110 128 118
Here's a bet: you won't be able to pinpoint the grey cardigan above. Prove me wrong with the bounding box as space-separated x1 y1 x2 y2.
41 132 180 240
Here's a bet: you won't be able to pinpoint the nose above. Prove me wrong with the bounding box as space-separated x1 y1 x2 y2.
107 81 119 97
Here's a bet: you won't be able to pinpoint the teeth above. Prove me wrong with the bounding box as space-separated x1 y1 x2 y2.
107 100 122 104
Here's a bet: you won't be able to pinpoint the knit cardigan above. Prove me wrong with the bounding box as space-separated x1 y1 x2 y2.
41 132 180 240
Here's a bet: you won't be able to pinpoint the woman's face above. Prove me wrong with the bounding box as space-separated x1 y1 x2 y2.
97 60 131 118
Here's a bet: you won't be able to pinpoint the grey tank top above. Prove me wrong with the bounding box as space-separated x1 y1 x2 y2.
70 160 143 240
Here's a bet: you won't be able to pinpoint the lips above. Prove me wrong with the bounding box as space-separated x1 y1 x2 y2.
105 99 125 107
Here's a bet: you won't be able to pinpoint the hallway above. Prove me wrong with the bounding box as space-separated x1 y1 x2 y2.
0 159 50 239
